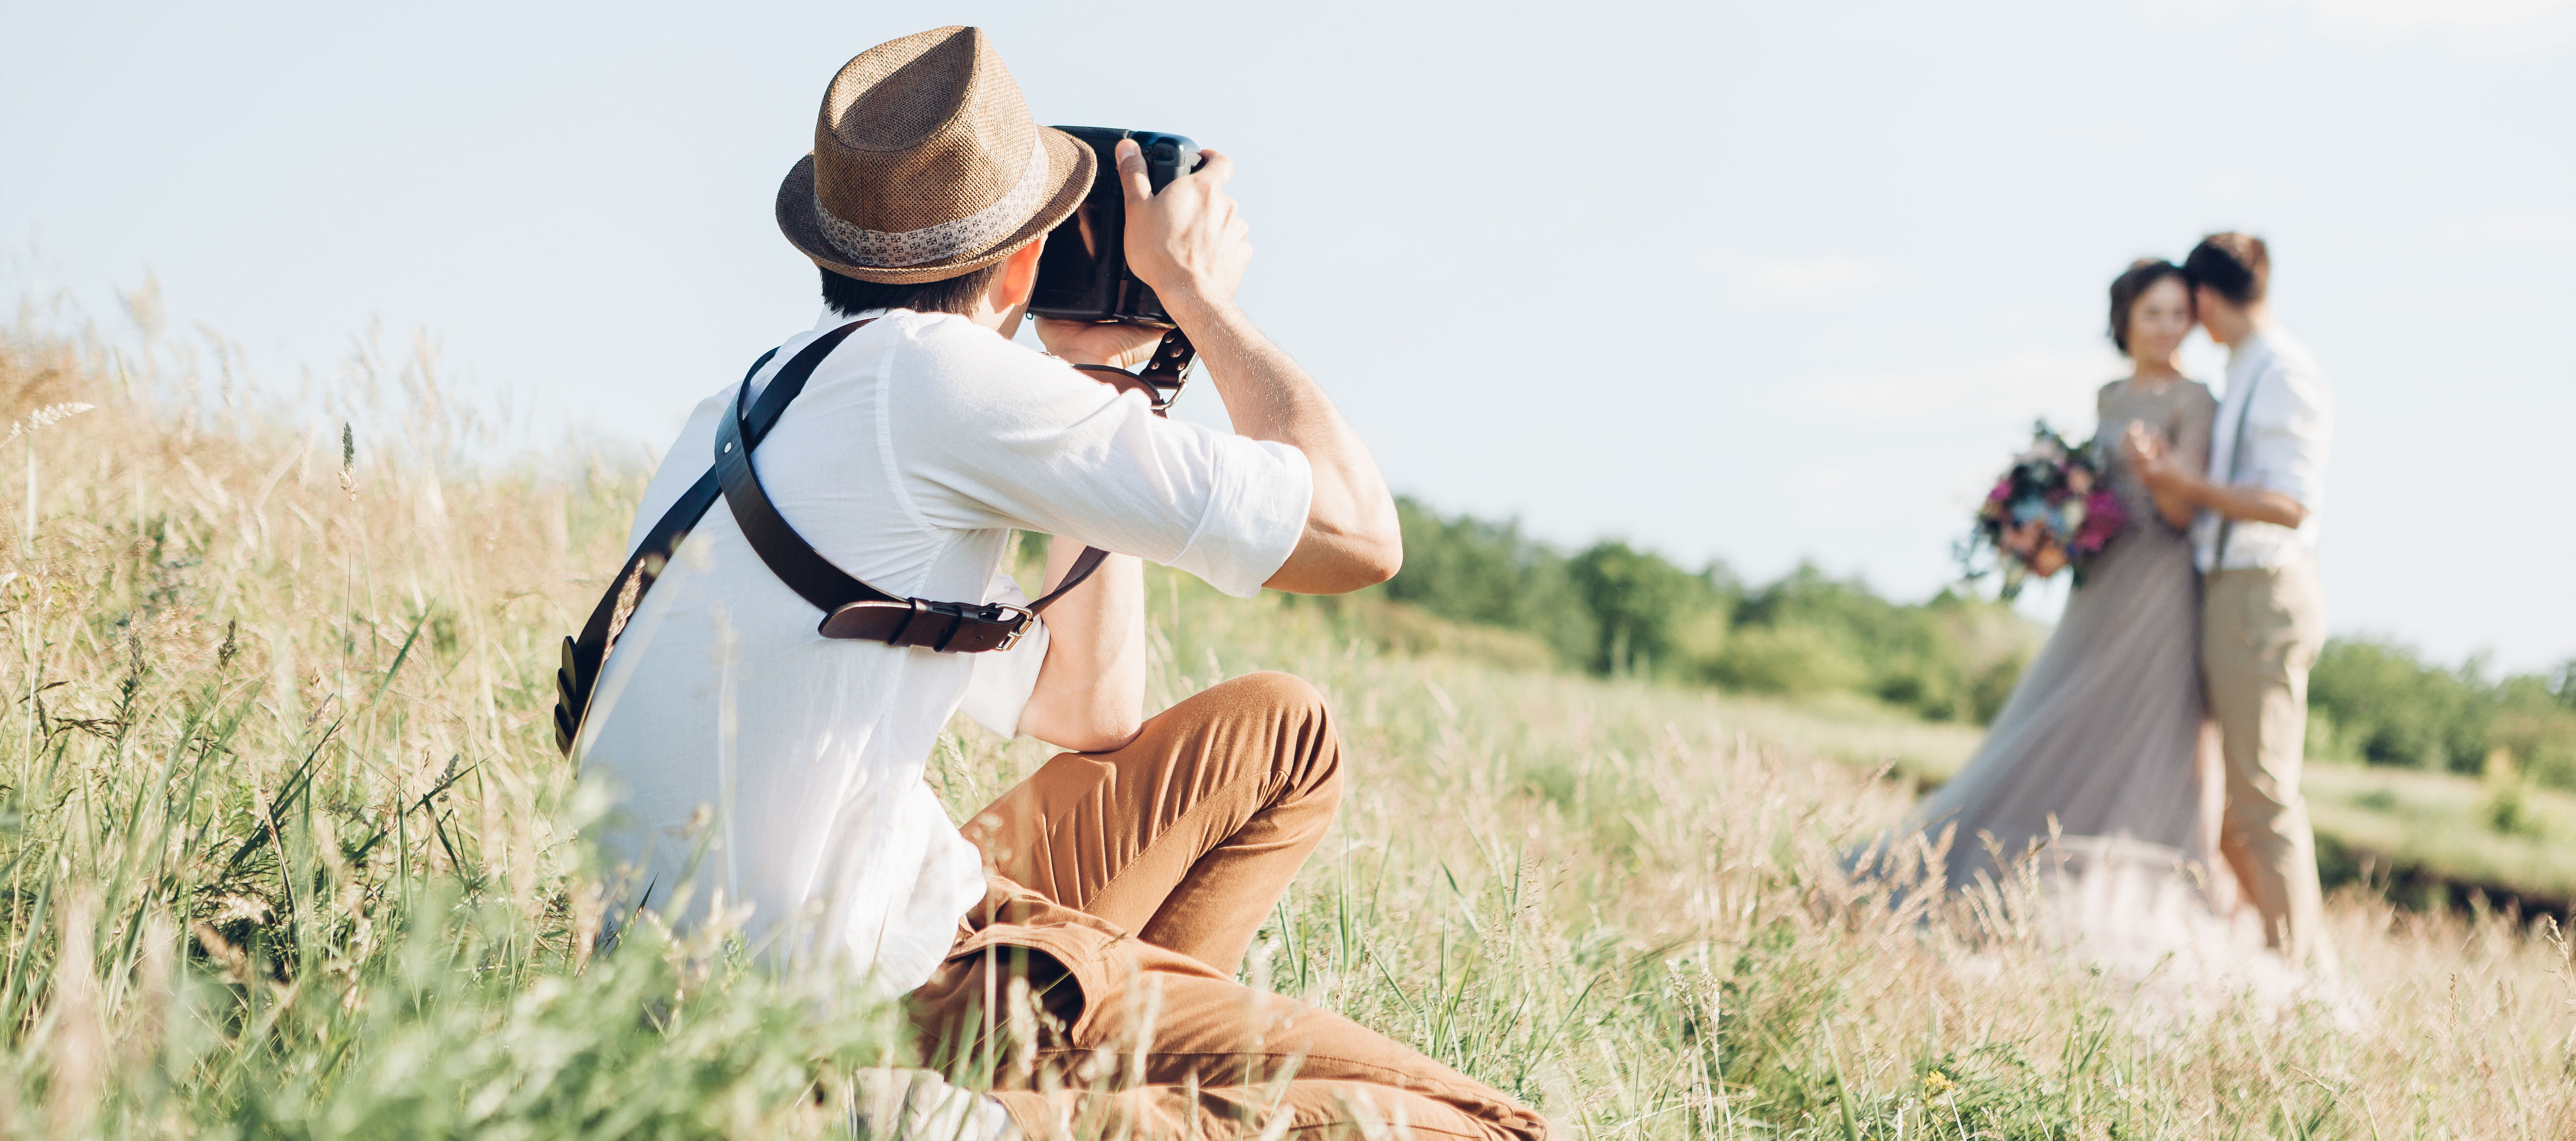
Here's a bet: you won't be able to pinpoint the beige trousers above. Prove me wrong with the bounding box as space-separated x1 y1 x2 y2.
2201 559 2330 962
910 672 1553 1140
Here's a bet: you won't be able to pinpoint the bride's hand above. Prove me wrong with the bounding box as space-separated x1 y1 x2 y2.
2123 422 2204 527
2120 422 2164 462
2124 423 2189 495
2121 424 2170 482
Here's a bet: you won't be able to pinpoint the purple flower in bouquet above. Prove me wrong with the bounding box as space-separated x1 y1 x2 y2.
2073 488 2126 555
1955 421 2126 598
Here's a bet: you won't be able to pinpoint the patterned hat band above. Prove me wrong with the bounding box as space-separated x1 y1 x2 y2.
812 131 1051 269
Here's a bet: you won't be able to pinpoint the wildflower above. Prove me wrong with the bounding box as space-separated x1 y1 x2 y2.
3 402 95 441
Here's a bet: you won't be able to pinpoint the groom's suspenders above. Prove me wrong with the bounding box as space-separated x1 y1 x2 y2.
551 318 1189 755
2210 368 2263 570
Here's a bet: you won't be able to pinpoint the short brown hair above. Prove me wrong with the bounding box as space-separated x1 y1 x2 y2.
2182 232 2268 305
2107 258 2188 354
821 262 1007 318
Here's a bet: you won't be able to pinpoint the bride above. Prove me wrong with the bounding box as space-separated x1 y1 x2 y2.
1883 259 2231 932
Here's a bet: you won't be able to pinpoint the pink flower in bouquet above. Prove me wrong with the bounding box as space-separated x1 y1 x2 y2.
1959 421 2126 597
2074 488 2126 553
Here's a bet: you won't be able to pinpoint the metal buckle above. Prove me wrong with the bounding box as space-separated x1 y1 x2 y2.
987 603 1036 651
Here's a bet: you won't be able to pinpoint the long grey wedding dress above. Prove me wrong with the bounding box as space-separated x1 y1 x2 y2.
1907 376 2224 898
1869 378 2350 1017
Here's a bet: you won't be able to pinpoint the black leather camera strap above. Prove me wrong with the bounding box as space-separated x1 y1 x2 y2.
552 320 1194 755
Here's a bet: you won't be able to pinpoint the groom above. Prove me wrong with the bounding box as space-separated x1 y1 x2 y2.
2128 233 2335 965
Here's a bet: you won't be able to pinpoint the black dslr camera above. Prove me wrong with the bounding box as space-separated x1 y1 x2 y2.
1029 127 1204 325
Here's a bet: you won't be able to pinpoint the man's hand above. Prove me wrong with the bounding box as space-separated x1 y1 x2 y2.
2119 420 2307 530
1116 139 1251 308
1026 137 1247 369
1032 318 1164 368
1086 138 1400 594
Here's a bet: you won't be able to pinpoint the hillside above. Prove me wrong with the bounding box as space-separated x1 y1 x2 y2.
1384 494 2576 915
0 312 2568 1137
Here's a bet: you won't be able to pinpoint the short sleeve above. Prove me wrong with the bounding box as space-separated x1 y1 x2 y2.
956 569 1049 738
890 317 1315 599
1166 436 1313 596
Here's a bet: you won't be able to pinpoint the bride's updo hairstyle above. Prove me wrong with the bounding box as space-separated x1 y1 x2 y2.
2107 258 2187 354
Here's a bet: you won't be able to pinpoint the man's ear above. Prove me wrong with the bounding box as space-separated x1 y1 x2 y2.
992 237 1046 311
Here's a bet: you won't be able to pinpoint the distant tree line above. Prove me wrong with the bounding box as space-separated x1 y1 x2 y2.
2308 639 2576 788
1377 498 2576 787
1378 498 2037 725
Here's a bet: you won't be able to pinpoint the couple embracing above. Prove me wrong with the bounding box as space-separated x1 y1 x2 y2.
1895 235 2336 975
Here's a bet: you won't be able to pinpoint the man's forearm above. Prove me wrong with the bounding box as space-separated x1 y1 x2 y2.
1018 542 1146 752
2146 485 2196 530
1161 289 1401 593
2172 472 2309 530
1162 290 1340 449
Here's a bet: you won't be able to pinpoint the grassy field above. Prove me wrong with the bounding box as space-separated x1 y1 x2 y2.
2 309 2571 1137
1777 691 2576 916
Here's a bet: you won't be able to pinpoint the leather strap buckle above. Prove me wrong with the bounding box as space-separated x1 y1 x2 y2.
816 597 1036 653
982 603 1037 652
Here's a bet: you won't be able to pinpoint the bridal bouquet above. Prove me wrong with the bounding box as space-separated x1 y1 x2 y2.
1958 422 2125 598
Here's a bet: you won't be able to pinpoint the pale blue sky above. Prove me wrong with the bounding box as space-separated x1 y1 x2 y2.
4 1 2570 671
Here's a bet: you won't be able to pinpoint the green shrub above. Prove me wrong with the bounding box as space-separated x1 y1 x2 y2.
2491 672 2576 788
2309 638 2576 788
1701 624 1865 696
1724 568 2030 723
1382 498 1597 666
1565 540 1727 677
2308 638 2491 770
1381 503 2040 724
1969 654 2029 725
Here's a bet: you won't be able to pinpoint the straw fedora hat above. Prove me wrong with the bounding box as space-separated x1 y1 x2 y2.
776 27 1095 284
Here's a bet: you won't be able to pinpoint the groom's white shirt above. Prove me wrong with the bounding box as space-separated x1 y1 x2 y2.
2194 328 2332 572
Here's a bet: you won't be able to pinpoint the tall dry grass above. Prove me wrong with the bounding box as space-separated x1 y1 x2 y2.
0 295 2568 1137
0 296 901 1137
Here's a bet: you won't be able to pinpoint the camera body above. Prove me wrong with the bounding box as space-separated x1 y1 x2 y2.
1029 127 1202 325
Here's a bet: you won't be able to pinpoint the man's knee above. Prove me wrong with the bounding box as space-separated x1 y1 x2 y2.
1206 672 1340 798
2224 791 2302 843
1207 669 1323 712
1200 672 1329 737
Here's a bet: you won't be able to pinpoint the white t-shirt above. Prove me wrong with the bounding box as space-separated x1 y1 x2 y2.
2194 328 2332 572
575 308 1313 995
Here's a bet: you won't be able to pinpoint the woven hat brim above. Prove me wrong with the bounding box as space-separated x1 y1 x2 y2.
776 126 1096 285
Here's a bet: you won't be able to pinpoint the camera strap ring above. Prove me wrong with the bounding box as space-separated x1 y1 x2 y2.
1067 328 1196 415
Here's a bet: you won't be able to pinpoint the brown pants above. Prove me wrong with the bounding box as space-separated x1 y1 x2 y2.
2202 561 2330 963
911 672 1553 1140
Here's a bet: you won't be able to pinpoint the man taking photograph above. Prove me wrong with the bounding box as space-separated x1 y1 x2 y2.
572 25 1550 1140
